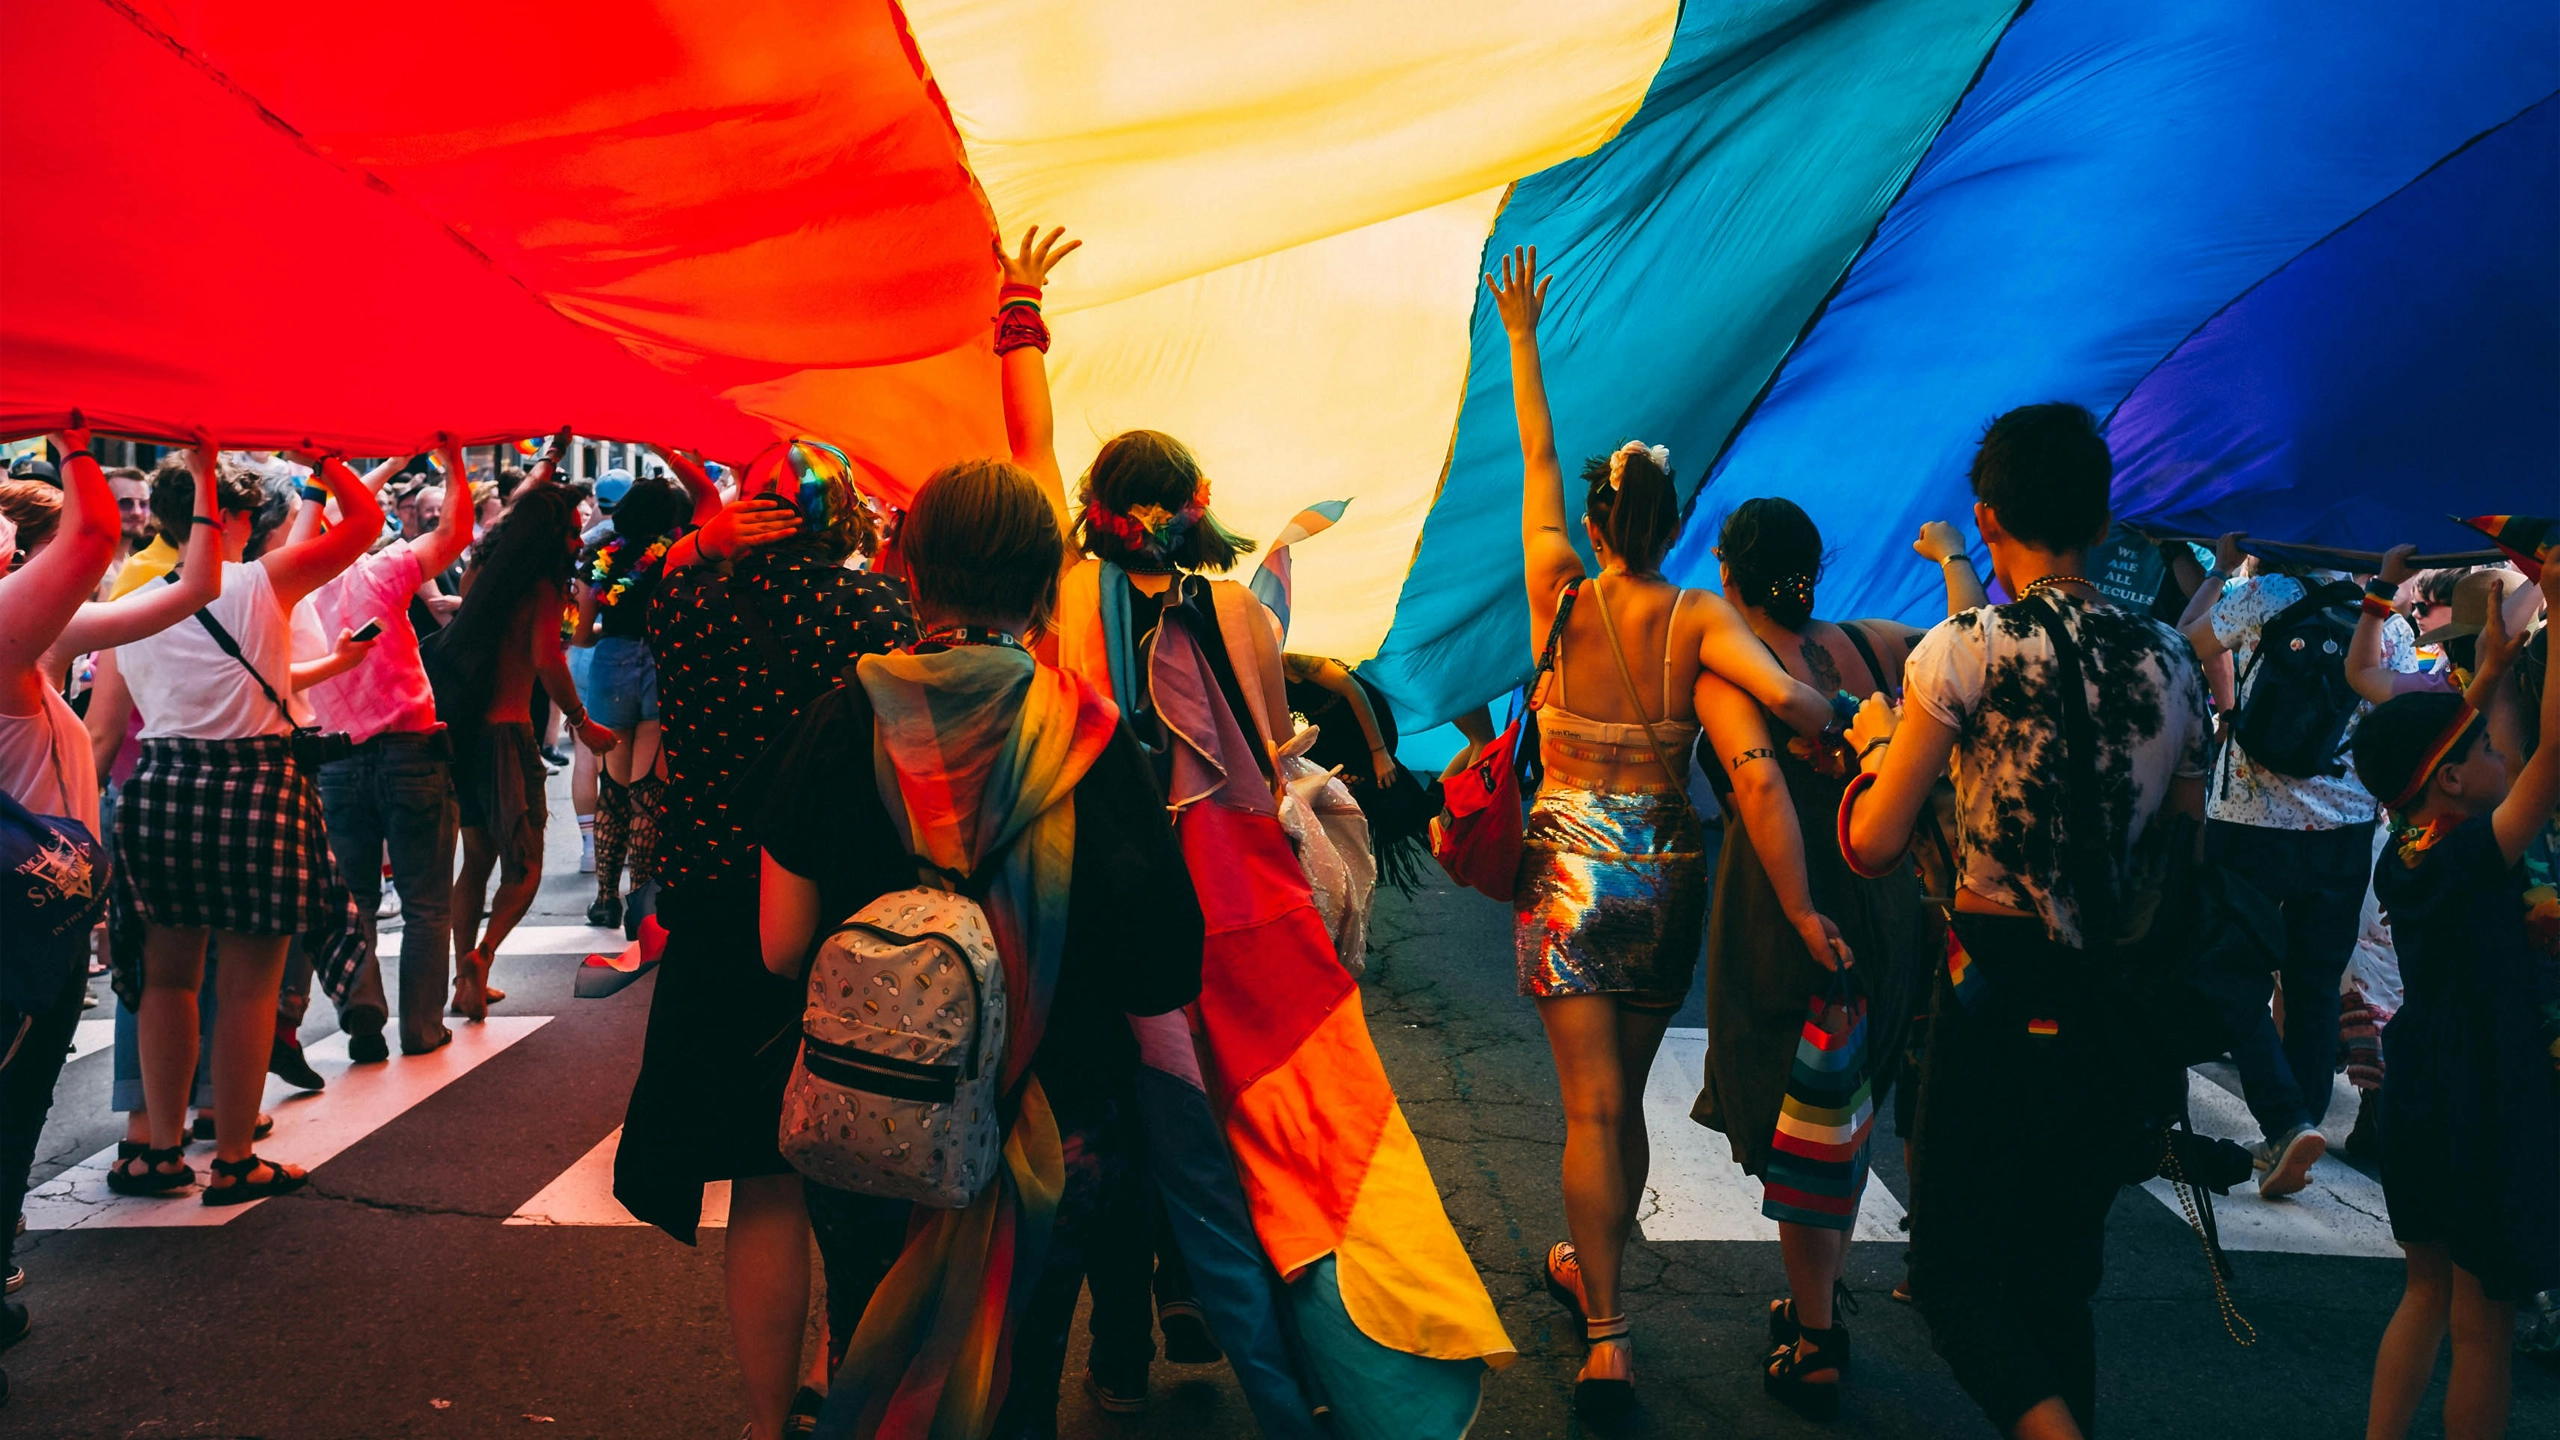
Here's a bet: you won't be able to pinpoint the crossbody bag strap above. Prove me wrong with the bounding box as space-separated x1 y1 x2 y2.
1524 578 1581 713
172 575 299 732
1588 577 1693 793
2025 596 2119 947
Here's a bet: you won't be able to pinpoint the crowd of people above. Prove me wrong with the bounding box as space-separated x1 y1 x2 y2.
0 228 2550 1440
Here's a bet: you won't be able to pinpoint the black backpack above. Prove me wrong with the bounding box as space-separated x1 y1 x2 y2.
2229 579 2365 778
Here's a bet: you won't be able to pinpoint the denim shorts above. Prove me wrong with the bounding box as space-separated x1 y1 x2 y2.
578 635 658 730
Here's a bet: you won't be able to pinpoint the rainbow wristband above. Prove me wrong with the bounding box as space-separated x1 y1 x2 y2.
2361 594 2396 620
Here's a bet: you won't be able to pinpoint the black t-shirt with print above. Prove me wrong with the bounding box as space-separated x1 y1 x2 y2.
752 680 1204 1116
646 543 916 923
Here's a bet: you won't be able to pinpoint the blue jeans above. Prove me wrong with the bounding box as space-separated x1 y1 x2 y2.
2205 817 2376 1141
579 635 658 730
314 733 458 1051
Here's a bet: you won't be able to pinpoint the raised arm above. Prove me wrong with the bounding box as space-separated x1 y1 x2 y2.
50 439 224 658
2178 531 2248 662
654 446 725 528
261 454 382 607
409 438 476 576
0 422 120 692
518 426 574 493
1488 246 1582 619
285 465 327 547
1698 669 1850 968
996 225 1081 538
1694 591 1835 736
1912 520 1989 614
2491 562 2560 865
2346 544 2445 704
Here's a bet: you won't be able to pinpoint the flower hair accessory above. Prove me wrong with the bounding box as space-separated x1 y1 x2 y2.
1607 440 1671 490
1088 479 1212 561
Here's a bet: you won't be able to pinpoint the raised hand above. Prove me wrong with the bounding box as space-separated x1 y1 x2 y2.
2214 530 2248 575
438 435 467 480
1913 520 1968 566
2377 542 2419 588
51 416 91 459
999 225 1081 290
1485 245 1551 338
698 494 801 562
1847 692 1899 768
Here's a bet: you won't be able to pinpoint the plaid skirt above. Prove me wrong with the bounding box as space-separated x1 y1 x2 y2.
109 734 366 1009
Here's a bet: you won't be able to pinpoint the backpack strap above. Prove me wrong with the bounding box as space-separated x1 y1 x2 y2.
1837 619 1895 701
2021 596 2120 949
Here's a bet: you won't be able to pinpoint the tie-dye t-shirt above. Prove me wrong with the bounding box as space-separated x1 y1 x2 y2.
1903 592 2213 948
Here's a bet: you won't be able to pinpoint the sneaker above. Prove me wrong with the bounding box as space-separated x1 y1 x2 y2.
1084 1362 1147 1415
4 1266 20 1294
539 746 569 770
578 833 595 874
347 1031 390 1064
1158 1299 1222 1364
2257 1124 2326 1199
377 889 402 920
268 1035 327 1092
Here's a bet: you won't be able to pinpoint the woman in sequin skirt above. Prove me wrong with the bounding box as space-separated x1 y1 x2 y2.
1486 247 1837 1416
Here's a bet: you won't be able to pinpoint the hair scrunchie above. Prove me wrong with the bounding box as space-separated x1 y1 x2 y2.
1606 440 1671 490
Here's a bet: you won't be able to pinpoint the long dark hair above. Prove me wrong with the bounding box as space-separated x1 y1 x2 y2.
1578 444 1679 570
441 485 579 662
1717 496 1825 629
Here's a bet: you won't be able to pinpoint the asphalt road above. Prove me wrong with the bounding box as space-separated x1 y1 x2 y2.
8 783 2556 1438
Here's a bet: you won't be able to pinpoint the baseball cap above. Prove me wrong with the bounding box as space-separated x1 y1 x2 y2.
594 467 635 509
8 457 58 483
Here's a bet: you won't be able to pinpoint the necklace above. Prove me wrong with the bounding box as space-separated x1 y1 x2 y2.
2018 574 2094 599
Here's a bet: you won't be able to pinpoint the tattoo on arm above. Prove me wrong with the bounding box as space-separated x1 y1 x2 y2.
1729 748 1775 770
1536 525 1566 534
1800 634 1844 697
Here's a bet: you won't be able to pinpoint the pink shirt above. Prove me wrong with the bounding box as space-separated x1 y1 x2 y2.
307 542 437 743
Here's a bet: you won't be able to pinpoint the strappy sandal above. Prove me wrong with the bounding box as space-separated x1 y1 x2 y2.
1574 1315 1634 1419
103 1142 194 1197
1767 1282 1857 1369
1543 1240 1588 1323
1765 1323 1846 1420
202 1153 308 1207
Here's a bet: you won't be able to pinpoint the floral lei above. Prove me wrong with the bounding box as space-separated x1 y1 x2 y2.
1086 480 1211 562
587 534 673 610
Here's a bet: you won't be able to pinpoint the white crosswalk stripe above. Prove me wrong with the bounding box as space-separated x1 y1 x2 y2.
507 1126 730 1228
1639 1029 2396 1257
26 1017 549 1229
2139 1066 2396 1258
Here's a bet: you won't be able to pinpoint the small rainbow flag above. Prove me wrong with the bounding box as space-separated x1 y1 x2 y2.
2456 514 2554 582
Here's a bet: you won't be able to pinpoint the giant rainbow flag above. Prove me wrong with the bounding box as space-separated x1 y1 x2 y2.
6 0 2553 736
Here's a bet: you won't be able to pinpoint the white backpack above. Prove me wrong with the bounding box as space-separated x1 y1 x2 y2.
778 885 1010 1208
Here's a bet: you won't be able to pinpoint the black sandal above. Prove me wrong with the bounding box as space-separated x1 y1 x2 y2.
1768 1282 1857 1368
1764 1323 1847 1420
202 1153 308 1207
103 1142 195 1197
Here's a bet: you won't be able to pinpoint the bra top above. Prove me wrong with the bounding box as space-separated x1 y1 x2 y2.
1543 584 1703 756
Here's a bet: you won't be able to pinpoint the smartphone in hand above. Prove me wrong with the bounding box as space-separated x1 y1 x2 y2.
349 617 385 643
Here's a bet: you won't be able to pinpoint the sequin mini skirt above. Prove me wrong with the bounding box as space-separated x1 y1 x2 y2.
1514 782 1707 1009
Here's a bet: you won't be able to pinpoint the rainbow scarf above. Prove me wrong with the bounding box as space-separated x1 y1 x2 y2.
818 645 1119 1440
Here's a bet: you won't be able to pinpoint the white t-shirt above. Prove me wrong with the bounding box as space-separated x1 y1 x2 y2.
0 685 100 836
120 561 298 740
2207 572 2416 830
1904 592 2214 948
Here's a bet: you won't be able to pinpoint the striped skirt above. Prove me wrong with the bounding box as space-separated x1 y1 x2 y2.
109 734 365 1005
